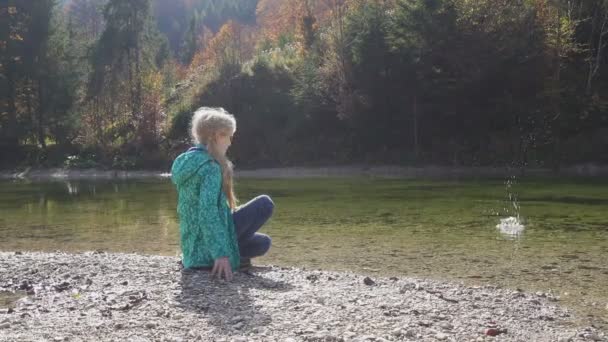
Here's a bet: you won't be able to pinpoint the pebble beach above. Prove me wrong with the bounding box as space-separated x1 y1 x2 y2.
0 252 606 342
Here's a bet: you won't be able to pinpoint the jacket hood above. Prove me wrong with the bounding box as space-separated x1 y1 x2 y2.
171 145 213 186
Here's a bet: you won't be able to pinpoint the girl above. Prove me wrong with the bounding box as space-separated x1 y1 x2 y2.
171 107 274 281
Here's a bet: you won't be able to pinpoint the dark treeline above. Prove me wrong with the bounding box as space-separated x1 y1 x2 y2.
1 0 607 170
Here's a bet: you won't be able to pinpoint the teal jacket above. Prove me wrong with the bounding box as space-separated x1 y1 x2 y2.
171 144 240 270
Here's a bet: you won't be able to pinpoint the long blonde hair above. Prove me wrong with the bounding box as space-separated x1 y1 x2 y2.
191 107 238 209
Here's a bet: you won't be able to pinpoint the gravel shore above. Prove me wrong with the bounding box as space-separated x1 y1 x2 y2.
0 252 605 342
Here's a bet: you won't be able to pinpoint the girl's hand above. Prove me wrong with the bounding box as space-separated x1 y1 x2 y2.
211 256 233 281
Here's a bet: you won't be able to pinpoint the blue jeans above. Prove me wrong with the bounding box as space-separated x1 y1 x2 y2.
232 195 273 259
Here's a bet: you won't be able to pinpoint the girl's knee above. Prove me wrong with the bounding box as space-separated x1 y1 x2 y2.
263 234 272 248
256 195 274 216
241 234 271 258
258 234 272 255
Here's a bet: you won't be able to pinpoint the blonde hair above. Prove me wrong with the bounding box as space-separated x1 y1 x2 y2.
191 107 238 209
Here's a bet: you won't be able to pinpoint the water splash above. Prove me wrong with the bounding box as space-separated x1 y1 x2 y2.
496 216 525 238
504 175 520 219
497 175 525 238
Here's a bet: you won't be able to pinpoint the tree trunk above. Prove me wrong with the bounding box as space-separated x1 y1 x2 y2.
586 8 607 95
134 37 145 147
37 78 47 150
5 64 19 147
413 95 419 159
26 80 35 143
135 44 142 122
127 50 136 124
552 8 562 170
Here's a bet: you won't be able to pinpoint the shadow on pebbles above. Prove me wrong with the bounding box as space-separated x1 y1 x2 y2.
0 251 605 342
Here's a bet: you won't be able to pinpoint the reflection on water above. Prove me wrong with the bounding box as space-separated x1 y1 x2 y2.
0 180 181 256
0 177 607 328
66 181 78 195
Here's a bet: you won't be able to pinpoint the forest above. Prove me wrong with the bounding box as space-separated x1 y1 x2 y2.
1 0 607 169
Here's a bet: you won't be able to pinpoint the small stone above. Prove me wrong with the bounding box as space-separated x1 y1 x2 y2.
485 328 507 336
167 338 184 342
418 320 432 327
485 328 499 336
439 322 454 330
363 277 376 286
0 309 9 315
404 330 416 338
121 281 128 286
343 331 357 339
306 274 319 282
391 328 402 337
232 322 244 330
585 333 603 341
435 332 449 340
230 316 244 324
145 322 157 329
0 322 10 329
114 323 124 330
19 281 32 291
53 282 70 292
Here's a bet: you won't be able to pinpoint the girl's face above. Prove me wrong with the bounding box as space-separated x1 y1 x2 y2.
214 129 234 155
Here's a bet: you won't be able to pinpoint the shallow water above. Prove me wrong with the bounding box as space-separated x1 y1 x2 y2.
0 177 607 328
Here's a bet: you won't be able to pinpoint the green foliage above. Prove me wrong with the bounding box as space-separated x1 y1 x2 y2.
193 60 298 165
180 14 199 65
167 106 194 142
111 155 138 170
64 154 99 169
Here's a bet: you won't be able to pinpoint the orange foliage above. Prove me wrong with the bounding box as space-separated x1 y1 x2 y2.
191 21 255 71
204 20 241 68
189 25 214 70
255 0 351 44
256 0 301 41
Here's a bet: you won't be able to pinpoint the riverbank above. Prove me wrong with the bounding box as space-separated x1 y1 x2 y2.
2 164 608 181
0 252 605 342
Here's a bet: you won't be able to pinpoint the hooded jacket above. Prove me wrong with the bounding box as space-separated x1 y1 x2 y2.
170 144 240 270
